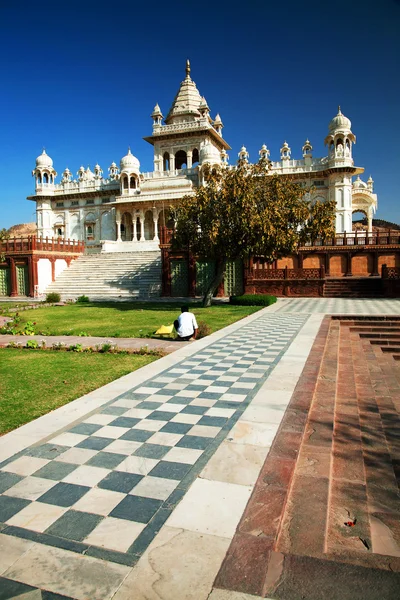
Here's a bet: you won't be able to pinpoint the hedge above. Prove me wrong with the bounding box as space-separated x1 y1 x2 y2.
229 294 277 306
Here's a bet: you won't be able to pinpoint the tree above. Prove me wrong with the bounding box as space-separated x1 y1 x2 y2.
172 159 336 306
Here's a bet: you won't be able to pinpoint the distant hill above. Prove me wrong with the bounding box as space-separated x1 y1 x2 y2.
7 222 37 237
353 218 400 232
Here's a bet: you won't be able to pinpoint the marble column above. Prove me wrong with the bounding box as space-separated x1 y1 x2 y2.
139 213 145 241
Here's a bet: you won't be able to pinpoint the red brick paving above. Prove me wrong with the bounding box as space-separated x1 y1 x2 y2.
214 315 400 599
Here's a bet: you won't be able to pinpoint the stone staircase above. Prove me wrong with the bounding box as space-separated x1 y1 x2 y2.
44 251 162 300
323 277 384 298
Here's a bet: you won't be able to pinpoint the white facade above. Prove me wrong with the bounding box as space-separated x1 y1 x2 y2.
28 62 378 244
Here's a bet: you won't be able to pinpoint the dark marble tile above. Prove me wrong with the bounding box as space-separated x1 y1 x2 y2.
135 402 163 411
68 423 102 436
76 436 114 451
108 417 140 428
148 461 192 481
120 429 154 442
166 397 191 405
110 495 162 523
97 471 143 493
0 472 23 494
197 415 228 427
37 482 90 507
176 435 213 450
0 496 30 522
160 422 193 435
134 444 170 459
86 451 126 470
45 509 103 542
181 405 208 415
0 576 36 599
146 411 174 422
32 461 79 482
24 444 69 460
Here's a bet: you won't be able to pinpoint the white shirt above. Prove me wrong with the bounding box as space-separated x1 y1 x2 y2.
177 312 198 337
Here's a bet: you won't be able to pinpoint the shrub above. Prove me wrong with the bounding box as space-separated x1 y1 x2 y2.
46 292 61 303
197 321 212 339
78 331 89 337
69 343 84 352
76 295 90 303
26 340 39 349
230 294 277 306
23 321 36 335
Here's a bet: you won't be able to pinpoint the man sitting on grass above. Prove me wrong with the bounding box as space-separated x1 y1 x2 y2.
174 306 198 341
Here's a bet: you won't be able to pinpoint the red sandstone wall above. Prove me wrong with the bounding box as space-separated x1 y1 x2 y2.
329 255 347 276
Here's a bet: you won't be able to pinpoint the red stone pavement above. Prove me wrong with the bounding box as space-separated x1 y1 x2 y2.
214 316 400 600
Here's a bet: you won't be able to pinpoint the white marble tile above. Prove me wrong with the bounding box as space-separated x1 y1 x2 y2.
147 432 184 447
116 455 159 475
228 420 278 447
241 403 286 424
62 465 110 486
167 479 252 538
163 446 203 465
6 502 68 532
4 476 56 501
0 533 35 577
113 526 230 600
73 488 126 516
200 441 269 486
121 408 151 419
1 456 49 477
82 413 115 425
133 419 166 432
105 439 142 455
130 476 178 500
206 407 236 418
175 389 201 398
4 542 130 600
54 447 97 465
170 413 202 425
156 403 185 413
84 517 145 553
50 432 88 447
189 425 221 438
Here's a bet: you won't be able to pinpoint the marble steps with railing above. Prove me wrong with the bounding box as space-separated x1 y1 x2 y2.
44 251 162 300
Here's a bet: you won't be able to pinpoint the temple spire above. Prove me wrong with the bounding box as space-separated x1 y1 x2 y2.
186 59 191 79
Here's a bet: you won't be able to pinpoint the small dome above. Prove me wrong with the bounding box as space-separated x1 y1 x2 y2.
353 175 367 189
200 142 221 164
214 113 223 125
85 167 95 180
151 103 163 118
329 107 351 132
120 148 140 172
36 149 53 168
94 163 101 170
109 162 117 168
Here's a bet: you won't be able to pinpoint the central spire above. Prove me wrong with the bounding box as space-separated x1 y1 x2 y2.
186 59 191 79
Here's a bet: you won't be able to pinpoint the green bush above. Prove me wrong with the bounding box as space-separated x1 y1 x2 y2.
230 294 277 306
46 292 61 303
76 295 90 303
26 340 39 349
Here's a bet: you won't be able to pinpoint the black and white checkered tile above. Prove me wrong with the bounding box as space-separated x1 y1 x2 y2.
0 313 307 562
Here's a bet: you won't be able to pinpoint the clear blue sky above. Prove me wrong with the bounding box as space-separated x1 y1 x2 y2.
1 0 399 229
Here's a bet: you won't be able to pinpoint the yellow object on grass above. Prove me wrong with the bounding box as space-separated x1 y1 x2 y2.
155 324 174 336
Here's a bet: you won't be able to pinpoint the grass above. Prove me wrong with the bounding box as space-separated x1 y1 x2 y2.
10 302 262 338
0 349 159 434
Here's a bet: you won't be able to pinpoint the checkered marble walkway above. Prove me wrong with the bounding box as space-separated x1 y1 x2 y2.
0 312 307 597
275 297 400 314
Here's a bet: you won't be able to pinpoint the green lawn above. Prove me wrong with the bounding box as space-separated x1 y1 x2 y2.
0 349 158 434
10 302 262 338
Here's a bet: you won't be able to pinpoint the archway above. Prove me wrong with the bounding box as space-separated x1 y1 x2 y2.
192 148 199 167
175 150 187 169
352 210 368 231
144 210 154 240
163 152 170 171
121 212 133 241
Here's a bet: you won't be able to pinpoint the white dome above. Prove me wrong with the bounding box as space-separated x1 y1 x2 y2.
353 175 367 189
329 107 351 132
36 149 53 168
120 148 140 172
200 142 221 164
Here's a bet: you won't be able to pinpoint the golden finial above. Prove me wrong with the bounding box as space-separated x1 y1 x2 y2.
186 59 191 78
338 105 341 113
